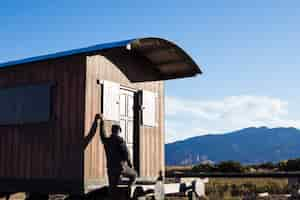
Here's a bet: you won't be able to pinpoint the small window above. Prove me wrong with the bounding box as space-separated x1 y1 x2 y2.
0 83 52 125
102 80 120 121
128 95 134 118
120 94 126 117
142 90 157 127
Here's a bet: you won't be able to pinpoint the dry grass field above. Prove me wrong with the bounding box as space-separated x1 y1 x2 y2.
0 178 290 200
165 177 289 200
206 177 289 199
208 177 288 188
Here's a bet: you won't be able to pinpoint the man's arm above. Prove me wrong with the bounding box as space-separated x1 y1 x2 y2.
83 114 101 148
99 115 108 143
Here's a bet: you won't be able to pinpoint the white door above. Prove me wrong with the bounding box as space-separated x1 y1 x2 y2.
102 80 120 121
119 89 134 163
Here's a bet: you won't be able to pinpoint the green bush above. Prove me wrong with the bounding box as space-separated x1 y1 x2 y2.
192 160 246 173
192 158 300 173
192 163 216 172
278 159 300 171
218 161 245 173
258 162 276 170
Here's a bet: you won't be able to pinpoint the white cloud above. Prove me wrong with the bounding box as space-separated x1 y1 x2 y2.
165 95 300 143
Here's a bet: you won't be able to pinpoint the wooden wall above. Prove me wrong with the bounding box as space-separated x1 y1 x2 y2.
0 55 86 193
84 51 165 186
0 49 165 193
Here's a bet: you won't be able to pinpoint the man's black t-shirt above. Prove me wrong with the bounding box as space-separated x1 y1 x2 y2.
100 121 132 173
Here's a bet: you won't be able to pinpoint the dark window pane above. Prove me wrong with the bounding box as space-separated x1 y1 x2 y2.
0 83 51 125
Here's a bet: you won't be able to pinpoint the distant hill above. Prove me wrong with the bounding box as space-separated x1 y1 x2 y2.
165 127 300 165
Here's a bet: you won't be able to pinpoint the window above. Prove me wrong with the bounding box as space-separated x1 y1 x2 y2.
0 83 52 125
142 90 157 127
102 80 120 121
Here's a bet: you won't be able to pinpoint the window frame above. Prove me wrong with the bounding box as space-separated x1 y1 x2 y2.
0 81 55 126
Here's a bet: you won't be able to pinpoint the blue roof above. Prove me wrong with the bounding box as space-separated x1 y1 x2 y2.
0 39 134 68
0 37 202 81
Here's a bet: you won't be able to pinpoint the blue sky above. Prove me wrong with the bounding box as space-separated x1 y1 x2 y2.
1 0 300 142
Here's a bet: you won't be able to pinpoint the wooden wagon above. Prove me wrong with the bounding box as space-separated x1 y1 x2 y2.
0 37 201 199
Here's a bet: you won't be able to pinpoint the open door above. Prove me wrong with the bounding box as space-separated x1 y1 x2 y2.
102 80 140 172
119 89 135 165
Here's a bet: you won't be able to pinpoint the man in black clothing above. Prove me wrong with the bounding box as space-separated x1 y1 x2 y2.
96 114 137 192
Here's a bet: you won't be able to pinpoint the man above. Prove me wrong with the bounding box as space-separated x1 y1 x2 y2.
96 114 137 193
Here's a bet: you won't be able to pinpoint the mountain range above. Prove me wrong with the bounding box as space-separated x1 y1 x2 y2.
165 127 300 165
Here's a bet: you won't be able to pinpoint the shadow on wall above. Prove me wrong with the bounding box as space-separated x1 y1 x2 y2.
101 49 160 82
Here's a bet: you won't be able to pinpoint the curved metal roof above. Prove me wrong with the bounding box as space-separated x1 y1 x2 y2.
0 37 202 81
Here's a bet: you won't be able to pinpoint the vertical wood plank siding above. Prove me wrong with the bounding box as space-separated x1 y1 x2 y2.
0 55 86 193
0 49 165 193
84 53 165 184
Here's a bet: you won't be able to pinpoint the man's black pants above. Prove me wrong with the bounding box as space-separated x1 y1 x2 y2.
108 166 137 198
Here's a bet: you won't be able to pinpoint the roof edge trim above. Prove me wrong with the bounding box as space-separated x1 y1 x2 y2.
0 39 134 68
0 38 202 77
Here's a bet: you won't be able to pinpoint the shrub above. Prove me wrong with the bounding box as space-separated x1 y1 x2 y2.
258 162 276 170
192 163 216 172
278 159 300 171
217 161 245 173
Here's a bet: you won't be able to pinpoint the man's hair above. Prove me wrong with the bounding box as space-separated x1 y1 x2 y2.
112 124 121 134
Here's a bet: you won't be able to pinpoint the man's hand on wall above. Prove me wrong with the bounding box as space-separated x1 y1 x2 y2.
95 114 103 121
